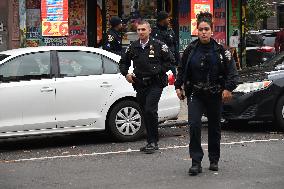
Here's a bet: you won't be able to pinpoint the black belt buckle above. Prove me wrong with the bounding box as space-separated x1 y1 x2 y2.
142 76 153 86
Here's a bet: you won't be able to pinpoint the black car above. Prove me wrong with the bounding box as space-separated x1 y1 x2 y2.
246 33 275 67
222 52 284 130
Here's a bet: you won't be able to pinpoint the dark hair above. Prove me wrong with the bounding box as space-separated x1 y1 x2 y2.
137 20 151 27
196 12 213 29
156 11 169 22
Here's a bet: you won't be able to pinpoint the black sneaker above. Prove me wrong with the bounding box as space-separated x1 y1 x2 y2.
188 163 202 176
140 143 156 154
154 143 159 150
209 162 218 171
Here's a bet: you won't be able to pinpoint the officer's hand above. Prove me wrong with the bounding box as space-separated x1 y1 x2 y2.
126 74 135 83
222 90 233 103
176 89 185 100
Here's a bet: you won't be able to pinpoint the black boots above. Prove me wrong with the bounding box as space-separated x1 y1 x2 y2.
189 161 219 176
140 143 159 154
209 162 219 171
188 161 202 176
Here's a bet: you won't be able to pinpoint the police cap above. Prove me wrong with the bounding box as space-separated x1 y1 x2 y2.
156 11 169 22
110 16 122 27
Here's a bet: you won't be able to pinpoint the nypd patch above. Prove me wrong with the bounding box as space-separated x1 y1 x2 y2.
108 35 114 42
225 50 232 61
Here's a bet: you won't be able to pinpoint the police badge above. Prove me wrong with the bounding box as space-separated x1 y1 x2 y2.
149 45 155 57
161 44 169 52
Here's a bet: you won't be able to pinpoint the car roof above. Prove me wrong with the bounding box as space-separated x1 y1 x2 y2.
0 46 121 62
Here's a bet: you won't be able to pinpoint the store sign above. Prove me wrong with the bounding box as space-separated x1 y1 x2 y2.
43 37 68 46
213 0 226 45
191 0 213 35
179 0 191 51
41 0 68 36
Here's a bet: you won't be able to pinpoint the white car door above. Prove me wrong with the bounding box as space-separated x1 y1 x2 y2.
55 51 118 128
0 51 56 132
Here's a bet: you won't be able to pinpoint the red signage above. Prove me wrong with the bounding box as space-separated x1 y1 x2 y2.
41 0 68 36
191 0 214 35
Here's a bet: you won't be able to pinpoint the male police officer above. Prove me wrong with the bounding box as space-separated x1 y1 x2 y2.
119 20 173 154
104 16 123 55
151 11 180 76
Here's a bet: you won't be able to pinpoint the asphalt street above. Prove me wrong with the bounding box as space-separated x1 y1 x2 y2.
0 101 284 189
0 122 283 189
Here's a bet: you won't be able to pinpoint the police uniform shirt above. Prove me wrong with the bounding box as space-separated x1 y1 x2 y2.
151 24 180 65
140 39 149 49
104 28 122 55
119 38 172 78
189 40 218 84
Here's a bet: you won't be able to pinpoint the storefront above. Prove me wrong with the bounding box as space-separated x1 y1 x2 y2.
95 0 179 48
6 0 241 56
12 0 178 48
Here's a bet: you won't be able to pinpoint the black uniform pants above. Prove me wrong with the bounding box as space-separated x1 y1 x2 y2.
187 93 222 163
136 84 163 144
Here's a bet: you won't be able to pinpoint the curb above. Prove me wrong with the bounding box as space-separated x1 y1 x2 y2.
159 116 208 128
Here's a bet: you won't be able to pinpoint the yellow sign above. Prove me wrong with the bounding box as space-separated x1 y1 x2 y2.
42 21 69 36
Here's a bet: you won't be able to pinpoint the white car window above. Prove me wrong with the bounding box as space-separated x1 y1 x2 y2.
58 51 103 77
102 56 120 74
0 52 51 82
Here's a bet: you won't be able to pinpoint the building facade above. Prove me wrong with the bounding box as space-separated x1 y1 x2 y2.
2 0 242 53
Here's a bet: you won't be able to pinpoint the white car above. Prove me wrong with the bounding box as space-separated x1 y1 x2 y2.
0 46 180 141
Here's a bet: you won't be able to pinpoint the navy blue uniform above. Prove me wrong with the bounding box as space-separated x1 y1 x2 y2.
119 38 172 144
151 24 180 75
175 38 239 164
104 28 122 55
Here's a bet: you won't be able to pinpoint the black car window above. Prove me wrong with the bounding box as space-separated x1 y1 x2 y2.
246 34 264 47
58 51 103 77
0 52 51 82
102 56 120 74
0 54 9 61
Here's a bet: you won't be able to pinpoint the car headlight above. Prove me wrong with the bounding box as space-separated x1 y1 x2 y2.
233 81 272 93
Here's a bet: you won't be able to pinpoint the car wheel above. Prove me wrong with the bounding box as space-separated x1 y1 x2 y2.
275 95 284 130
108 100 145 141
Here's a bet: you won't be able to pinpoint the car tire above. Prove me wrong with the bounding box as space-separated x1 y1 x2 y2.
108 100 145 142
275 95 284 130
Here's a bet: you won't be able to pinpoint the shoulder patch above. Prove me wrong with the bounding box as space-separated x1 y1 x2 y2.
108 35 114 42
161 44 169 52
224 50 232 61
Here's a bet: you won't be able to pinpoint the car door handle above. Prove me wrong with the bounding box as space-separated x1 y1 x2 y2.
40 87 54 92
100 82 112 88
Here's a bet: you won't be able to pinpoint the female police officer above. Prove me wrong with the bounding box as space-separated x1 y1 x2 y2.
174 12 239 176
119 20 173 154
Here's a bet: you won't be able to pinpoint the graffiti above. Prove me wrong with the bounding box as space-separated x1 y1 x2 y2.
19 0 26 47
26 0 40 9
68 26 86 46
68 0 86 46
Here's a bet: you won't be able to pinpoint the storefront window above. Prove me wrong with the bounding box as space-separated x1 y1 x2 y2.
121 0 157 46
